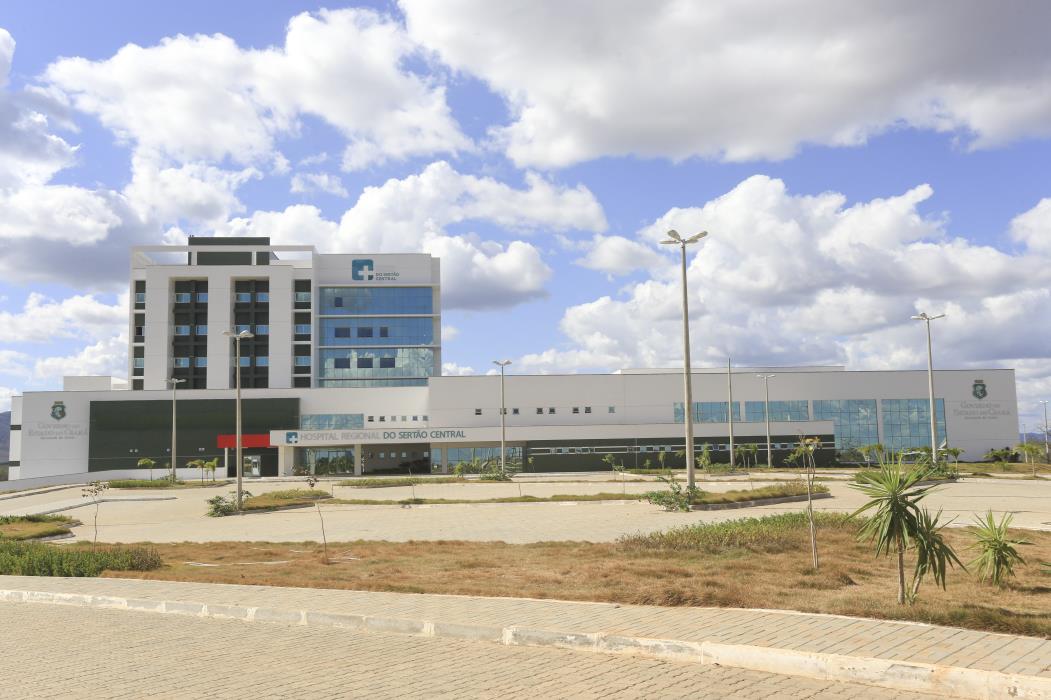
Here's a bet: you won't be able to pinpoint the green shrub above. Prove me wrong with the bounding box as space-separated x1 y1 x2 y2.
206 491 253 517
0 540 161 576
619 512 857 553
644 474 702 512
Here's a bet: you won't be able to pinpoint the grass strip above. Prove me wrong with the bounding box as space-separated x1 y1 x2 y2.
0 515 76 541
0 540 161 576
242 489 332 511
690 481 829 505
109 479 230 489
329 493 646 506
336 476 467 488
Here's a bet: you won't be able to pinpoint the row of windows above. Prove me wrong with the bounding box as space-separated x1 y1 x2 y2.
319 317 434 346
445 447 522 464
673 400 810 424
318 348 435 380
171 356 270 368
301 414 365 430
295 324 311 335
174 325 209 336
473 406 616 416
318 378 429 388
367 415 429 423
234 292 269 303
174 292 209 303
319 287 433 315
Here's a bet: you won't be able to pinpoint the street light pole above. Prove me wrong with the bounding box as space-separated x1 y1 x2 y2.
167 377 186 483
661 229 708 490
727 357 735 469
1041 401 1050 465
912 312 945 466
757 374 776 468
493 360 512 473
223 329 254 510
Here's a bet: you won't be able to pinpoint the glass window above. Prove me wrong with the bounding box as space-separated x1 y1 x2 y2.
134 326 144 337
357 326 373 338
295 291 312 303
319 287 433 315
256 292 269 303
813 399 879 450
475 408 482 415
174 292 192 303
744 401 809 422
301 414 365 430
881 399 946 453
194 357 208 367
133 358 144 368
238 356 251 367
173 357 190 368
318 348 435 381
548 407 556 414
295 356 311 367
536 408 543 414
379 356 395 368
294 324 311 335
334 326 350 338
174 325 190 336
608 406 616 413
195 325 207 335
334 357 351 369
196 292 208 303
584 406 592 414
572 407 579 414
135 292 146 303
235 324 251 334
512 408 519 415
255 356 269 367
379 326 389 338
255 325 269 335
319 318 434 346
674 402 742 423
357 357 373 368
235 292 252 303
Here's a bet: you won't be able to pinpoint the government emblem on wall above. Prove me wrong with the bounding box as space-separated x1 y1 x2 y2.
972 379 987 400
50 401 67 421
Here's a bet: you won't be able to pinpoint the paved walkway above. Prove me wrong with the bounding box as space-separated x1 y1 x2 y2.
0 602 935 699
1 576 1047 680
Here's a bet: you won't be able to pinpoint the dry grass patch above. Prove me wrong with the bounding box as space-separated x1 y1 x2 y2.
242 489 331 511
106 513 1051 638
0 515 76 540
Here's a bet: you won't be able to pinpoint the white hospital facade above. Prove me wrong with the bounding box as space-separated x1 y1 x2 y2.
8 239 1019 482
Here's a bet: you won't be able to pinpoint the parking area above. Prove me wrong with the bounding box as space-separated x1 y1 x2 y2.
2 473 1048 544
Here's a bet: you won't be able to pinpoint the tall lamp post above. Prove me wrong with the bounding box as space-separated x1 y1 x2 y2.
1040 400 1050 465
167 377 186 483
757 374 776 468
661 229 708 490
727 357 735 469
223 329 254 510
912 312 945 466
493 360 512 473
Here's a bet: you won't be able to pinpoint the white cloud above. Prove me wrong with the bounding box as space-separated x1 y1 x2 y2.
1009 198 1051 254
0 386 16 412
402 1 1051 167
441 325 459 341
0 183 120 243
33 334 127 382
45 8 469 170
576 235 665 276
219 161 604 310
123 156 259 225
517 177 1051 393
290 171 348 198
0 292 126 343
441 361 475 376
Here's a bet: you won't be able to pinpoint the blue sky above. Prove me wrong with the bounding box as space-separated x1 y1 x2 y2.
0 2 1049 428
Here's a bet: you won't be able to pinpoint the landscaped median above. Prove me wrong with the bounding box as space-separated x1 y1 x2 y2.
108 479 231 489
0 515 77 541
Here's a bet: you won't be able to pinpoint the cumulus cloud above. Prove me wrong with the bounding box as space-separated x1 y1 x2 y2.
576 235 665 276
402 1 1051 167
517 177 1051 412
441 361 475 376
441 325 459 341
219 161 605 309
123 156 260 225
0 293 126 343
44 8 469 170
290 171 348 198
33 334 127 382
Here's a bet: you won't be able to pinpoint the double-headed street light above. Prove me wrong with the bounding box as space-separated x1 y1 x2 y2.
493 360 512 473
911 312 945 466
757 374 776 468
223 328 254 510
166 377 186 483
661 228 708 490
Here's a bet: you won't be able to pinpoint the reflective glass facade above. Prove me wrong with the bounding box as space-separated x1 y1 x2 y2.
881 399 946 452
812 399 878 449
446 446 523 465
743 400 810 422
301 413 365 430
318 378 428 388
319 348 435 381
673 401 742 423
319 317 434 346
319 287 433 315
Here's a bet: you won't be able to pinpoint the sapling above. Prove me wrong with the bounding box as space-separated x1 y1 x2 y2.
81 480 109 551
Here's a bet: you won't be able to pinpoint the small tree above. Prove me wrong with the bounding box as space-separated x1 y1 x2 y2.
137 457 156 481
603 453 627 494
1017 443 1043 477
787 436 822 570
908 508 964 603
971 511 1030 586
697 444 712 471
850 454 939 604
205 457 219 482
81 480 109 551
185 458 205 483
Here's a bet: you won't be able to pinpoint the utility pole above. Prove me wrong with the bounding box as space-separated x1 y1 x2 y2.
727 357 735 469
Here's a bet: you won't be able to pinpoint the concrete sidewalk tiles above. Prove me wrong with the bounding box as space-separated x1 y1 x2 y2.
0 575 1048 699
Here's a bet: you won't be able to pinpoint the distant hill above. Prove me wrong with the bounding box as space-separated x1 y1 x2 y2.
0 411 8 462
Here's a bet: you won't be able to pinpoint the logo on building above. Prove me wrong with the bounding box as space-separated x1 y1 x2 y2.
50 401 67 421
972 379 988 400
351 259 375 281
286 431 299 445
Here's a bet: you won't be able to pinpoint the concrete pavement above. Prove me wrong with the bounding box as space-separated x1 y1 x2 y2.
1 576 1047 698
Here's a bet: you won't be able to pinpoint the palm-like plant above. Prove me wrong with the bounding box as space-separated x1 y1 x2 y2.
971 511 1030 586
908 508 964 602
137 457 156 481
850 455 938 605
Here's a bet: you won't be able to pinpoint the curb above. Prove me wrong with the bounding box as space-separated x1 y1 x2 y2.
690 491 833 511
22 496 178 516
2 587 1048 699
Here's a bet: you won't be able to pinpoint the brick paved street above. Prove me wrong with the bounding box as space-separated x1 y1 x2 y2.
0 601 940 699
